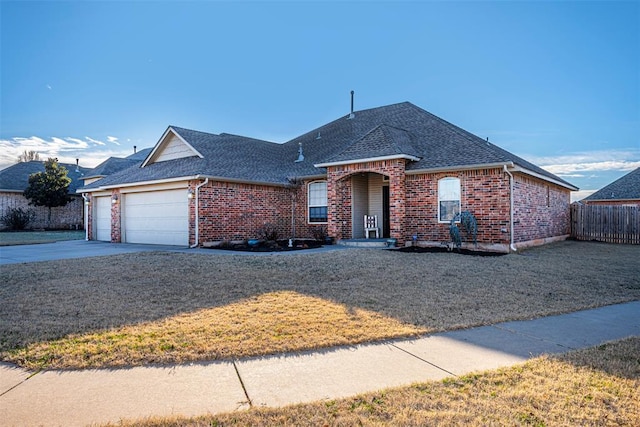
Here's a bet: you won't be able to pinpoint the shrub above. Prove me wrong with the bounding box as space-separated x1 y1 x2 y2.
1 207 36 230
311 226 328 241
257 223 279 241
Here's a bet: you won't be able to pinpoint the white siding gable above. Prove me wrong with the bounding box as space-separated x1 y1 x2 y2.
143 129 203 167
154 134 196 162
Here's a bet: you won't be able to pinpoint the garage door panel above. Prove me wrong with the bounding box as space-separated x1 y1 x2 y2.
94 196 111 242
123 190 188 246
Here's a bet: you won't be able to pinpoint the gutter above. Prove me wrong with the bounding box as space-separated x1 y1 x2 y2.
314 154 421 168
77 174 293 193
510 165 578 191
406 162 514 175
503 165 517 252
81 193 89 240
190 178 209 248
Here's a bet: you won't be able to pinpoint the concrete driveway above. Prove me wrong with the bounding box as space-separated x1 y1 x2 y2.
0 240 200 265
0 239 346 265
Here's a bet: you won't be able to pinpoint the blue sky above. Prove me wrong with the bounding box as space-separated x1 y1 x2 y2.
1 1 638 200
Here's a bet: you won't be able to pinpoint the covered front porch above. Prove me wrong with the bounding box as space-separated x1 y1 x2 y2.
324 159 409 245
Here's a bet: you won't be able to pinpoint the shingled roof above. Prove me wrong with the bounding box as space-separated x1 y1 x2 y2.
0 161 90 193
79 102 577 191
583 167 640 202
83 148 153 180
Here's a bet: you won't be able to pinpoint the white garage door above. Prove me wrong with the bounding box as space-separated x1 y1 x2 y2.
123 189 188 246
94 196 111 242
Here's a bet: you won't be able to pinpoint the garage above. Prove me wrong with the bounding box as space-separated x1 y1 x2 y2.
94 196 112 242
122 189 188 246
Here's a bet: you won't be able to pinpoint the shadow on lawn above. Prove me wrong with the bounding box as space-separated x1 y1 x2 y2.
1 240 639 365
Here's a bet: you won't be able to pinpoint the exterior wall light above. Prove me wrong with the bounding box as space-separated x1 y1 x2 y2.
111 194 119 204
187 188 195 199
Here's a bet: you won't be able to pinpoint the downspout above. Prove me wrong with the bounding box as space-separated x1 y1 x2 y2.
81 193 89 241
503 165 517 252
190 178 209 248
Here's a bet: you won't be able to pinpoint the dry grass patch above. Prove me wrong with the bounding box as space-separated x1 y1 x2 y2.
1 240 639 370
108 337 640 426
2 291 423 370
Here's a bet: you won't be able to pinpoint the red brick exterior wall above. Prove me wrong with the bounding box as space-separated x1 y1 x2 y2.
0 192 84 230
86 167 571 249
405 168 511 245
189 180 315 244
513 175 571 242
111 190 121 243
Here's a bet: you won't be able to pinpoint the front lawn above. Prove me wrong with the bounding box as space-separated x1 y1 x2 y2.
0 240 638 370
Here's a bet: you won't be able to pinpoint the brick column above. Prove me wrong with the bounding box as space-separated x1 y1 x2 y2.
110 190 121 243
389 160 407 244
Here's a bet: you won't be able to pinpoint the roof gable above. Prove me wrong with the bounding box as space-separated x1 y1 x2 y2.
142 127 203 167
584 167 640 201
317 124 421 166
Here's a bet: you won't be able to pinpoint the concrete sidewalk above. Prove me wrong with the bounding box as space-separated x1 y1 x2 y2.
1 301 638 427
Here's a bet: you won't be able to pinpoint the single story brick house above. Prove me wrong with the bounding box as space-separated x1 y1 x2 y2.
78 102 578 251
581 167 640 207
0 160 90 230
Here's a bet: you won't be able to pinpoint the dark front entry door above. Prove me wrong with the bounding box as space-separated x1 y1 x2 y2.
382 185 390 238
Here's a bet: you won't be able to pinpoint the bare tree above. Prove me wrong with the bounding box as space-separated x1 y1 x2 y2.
18 150 41 162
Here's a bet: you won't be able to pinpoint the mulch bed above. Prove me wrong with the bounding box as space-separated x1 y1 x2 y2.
392 246 507 257
207 238 324 252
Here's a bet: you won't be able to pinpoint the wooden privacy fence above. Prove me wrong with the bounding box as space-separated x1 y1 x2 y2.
571 204 640 244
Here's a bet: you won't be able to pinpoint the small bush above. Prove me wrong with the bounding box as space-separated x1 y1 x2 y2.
311 226 328 241
256 223 279 241
1 207 36 230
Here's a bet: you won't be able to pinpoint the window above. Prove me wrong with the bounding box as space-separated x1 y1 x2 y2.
308 181 328 223
438 177 461 222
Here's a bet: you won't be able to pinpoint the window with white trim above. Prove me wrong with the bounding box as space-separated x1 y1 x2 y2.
308 181 328 223
438 177 461 222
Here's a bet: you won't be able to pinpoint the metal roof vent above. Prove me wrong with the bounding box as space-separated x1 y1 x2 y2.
295 142 305 163
348 90 355 119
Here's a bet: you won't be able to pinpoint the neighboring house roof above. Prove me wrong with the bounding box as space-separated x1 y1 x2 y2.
583 167 640 202
83 148 153 180
0 160 90 193
79 102 578 191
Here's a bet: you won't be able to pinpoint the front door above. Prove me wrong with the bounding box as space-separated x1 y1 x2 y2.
382 185 390 238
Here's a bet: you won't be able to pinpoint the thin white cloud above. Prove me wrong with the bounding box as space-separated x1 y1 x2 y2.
571 190 597 203
544 160 640 176
107 136 120 145
84 136 106 146
0 135 135 170
522 149 640 176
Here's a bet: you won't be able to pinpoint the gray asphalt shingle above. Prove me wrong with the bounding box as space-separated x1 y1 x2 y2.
79 102 576 190
0 161 90 193
584 167 640 201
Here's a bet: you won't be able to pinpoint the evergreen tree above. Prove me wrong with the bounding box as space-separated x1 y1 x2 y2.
23 158 71 227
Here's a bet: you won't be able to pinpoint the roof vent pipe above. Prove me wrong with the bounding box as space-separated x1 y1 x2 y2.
295 142 305 163
133 145 137 154
348 90 355 119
